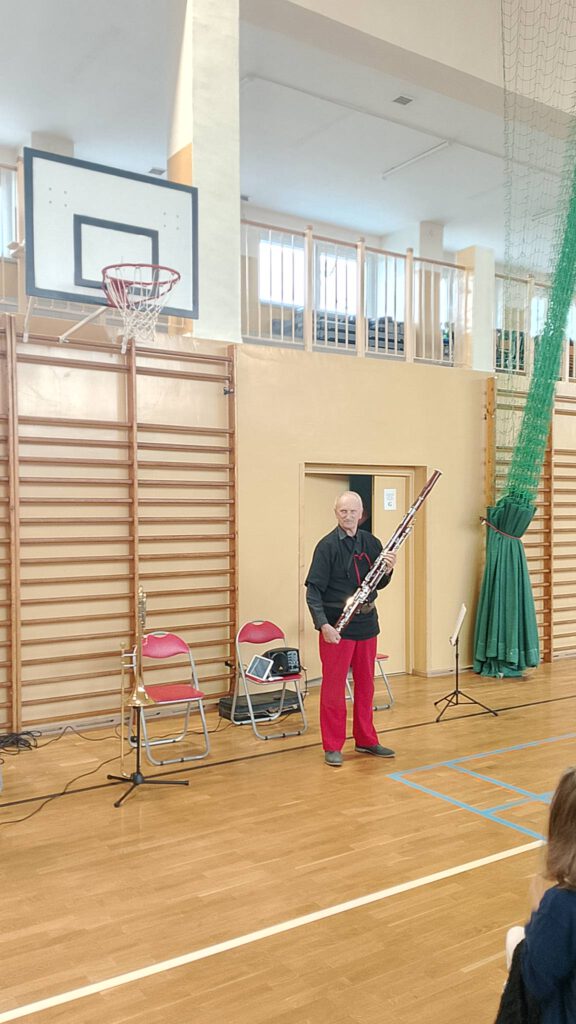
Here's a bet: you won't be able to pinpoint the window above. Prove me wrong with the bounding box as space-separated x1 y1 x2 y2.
258 240 305 307
317 249 357 313
365 251 405 322
531 291 548 336
565 300 576 341
439 271 458 327
0 168 17 259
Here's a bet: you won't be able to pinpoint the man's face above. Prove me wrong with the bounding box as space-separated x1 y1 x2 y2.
335 495 363 536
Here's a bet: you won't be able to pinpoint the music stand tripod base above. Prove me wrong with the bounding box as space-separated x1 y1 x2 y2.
108 708 189 807
434 630 497 722
434 689 498 722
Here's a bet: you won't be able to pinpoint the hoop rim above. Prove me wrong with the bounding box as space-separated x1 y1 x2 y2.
102 262 181 283
101 262 181 312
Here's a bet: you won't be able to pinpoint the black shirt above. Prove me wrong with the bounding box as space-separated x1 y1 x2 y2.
305 526 393 641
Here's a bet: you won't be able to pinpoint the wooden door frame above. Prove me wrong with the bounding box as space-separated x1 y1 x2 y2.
299 463 417 675
372 470 415 674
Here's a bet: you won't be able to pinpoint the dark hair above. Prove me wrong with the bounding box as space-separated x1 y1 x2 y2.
546 767 576 888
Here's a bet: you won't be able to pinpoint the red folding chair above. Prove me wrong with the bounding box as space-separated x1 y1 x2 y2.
128 632 210 765
231 620 307 740
345 652 395 710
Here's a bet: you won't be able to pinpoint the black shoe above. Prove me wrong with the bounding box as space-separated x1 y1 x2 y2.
355 743 395 758
324 750 343 767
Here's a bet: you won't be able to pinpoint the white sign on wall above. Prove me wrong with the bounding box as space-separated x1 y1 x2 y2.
383 488 397 511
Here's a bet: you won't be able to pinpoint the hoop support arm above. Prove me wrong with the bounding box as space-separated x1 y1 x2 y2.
58 305 107 345
22 296 34 343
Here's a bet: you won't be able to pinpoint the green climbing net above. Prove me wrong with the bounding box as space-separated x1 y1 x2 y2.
498 0 576 507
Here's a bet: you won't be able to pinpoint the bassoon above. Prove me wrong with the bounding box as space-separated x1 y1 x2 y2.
335 469 442 633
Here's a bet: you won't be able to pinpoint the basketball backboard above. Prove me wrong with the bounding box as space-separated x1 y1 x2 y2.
23 148 198 318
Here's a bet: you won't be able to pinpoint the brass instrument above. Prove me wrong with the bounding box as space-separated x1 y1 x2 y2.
128 586 156 708
119 586 155 775
336 469 442 633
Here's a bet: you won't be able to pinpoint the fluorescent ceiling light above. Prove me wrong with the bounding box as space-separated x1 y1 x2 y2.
381 140 450 180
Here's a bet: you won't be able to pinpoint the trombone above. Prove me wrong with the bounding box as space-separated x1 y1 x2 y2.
119 585 156 774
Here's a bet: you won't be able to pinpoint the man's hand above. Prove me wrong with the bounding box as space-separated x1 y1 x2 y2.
382 551 397 572
321 623 341 644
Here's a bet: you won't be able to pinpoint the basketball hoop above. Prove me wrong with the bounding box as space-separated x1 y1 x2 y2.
102 263 181 353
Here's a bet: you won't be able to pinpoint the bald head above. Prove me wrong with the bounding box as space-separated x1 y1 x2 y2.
334 491 363 536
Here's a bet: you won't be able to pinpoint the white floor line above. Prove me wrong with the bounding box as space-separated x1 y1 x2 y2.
0 839 542 1022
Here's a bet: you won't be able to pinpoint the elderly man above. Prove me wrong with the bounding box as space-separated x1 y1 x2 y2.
305 491 396 766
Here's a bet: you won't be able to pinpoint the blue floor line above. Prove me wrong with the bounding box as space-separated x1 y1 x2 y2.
395 732 576 777
389 773 510 817
479 812 544 841
449 764 549 801
388 735 574 839
487 798 533 812
389 774 545 840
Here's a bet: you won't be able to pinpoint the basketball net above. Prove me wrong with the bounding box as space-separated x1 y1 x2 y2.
102 263 181 353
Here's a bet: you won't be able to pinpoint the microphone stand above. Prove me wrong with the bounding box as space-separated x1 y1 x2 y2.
108 586 189 806
108 707 188 808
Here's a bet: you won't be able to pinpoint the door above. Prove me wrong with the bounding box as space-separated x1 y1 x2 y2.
301 473 348 681
372 474 412 674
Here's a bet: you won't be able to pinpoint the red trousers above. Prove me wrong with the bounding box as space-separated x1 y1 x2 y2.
319 634 379 752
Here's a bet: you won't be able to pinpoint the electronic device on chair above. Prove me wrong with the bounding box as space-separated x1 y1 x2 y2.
245 654 280 681
223 620 308 738
262 647 301 676
219 651 301 722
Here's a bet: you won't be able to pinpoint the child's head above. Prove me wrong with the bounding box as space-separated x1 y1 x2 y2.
546 766 576 888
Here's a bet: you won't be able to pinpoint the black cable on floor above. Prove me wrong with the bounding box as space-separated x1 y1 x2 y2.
1 690 575 820
0 753 122 826
0 732 39 753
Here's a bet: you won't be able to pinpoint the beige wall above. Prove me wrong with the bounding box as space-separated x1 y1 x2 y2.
244 0 504 118
0 257 17 302
235 344 490 676
286 0 503 88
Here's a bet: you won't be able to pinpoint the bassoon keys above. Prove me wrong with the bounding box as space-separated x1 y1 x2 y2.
335 470 442 633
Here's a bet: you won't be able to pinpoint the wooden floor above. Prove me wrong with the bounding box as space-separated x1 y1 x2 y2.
1 662 575 1024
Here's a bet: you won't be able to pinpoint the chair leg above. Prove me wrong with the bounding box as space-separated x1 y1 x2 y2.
197 700 211 757
230 676 245 725
240 675 307 741
139 702 210 765
294 682 308 735
374 659 394 710
347 664 394 711
141 706 191 747
345 674 354 703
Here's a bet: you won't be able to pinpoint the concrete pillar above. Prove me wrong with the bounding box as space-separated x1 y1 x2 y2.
27 133 74 158
418 221 444 260
456 245 495 371
169 0 241 344
382 221 444 259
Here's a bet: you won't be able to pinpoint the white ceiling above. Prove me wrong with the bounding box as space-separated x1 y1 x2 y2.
0 0 517 260
239 15 508 258
0 0 186 172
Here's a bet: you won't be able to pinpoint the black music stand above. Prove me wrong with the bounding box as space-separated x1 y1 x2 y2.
434 604 497 722
107 707 189 808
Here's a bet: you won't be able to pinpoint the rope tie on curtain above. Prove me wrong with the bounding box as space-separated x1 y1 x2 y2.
480 517 520 540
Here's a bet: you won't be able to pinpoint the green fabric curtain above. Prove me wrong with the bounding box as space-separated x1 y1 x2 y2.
473 499 540 677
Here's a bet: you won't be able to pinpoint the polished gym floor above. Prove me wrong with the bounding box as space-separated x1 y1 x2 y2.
1 662 573 1024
